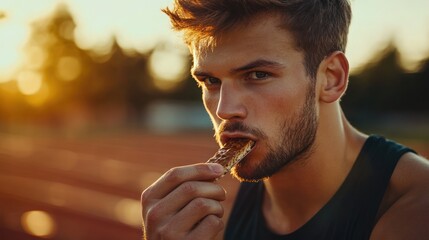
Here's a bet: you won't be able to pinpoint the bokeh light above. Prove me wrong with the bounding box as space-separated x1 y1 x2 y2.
24 45 48 70
16 70 43 95
56 56 81 81
21 210 57 238
114 198 141 227
0 0 58 81
25 81 51 107
0 1 428 239
149 48 188 91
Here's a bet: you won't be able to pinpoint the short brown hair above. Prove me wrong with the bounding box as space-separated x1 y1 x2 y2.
163 0 352 78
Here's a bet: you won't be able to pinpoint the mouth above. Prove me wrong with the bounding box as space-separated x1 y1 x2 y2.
219 132 257 147
207 137 256 174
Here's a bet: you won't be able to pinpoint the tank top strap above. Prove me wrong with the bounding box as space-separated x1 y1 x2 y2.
323 134 417 238
224 135 416 240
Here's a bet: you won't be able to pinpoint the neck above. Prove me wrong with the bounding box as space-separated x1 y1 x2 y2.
262 104 366 234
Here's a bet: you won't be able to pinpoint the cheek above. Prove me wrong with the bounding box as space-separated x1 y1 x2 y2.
202 91 216 113
251 87 304 132
251 88 297 118
202 91 220 125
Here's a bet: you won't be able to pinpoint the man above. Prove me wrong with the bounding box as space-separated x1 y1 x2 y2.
141 0 429 239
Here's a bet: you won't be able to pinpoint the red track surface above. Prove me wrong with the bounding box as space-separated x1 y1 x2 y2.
0 131 427 239
0 131 239 240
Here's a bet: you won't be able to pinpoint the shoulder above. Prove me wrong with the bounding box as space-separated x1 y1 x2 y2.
371 152 429 240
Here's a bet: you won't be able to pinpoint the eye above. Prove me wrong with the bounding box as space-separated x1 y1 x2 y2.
205 77 221 85
196 76 221 89
247 71 270 80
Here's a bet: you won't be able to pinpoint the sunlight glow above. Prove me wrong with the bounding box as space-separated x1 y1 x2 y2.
149 49 188 91
25 45 48 70
347 0 429 72
67 0 173 53
0 18 28 82
0 0 58 81
0 0 428 83
21 210 57 238
16 70 43 95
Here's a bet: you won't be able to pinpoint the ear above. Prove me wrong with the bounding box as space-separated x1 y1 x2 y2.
318 51 349 103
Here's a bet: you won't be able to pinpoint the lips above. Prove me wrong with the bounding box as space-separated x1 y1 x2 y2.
219 132 257 147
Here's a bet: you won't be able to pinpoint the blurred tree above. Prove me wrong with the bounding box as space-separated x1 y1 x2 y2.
0 4 160 128
1 4 427 130
342 44 429 121
36 4 159 126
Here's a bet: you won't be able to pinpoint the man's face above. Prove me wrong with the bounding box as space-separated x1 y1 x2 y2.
191 14 318 181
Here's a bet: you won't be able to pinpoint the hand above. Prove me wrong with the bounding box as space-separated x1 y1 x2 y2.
141 163 226 240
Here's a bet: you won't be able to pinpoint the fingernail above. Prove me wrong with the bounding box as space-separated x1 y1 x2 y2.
208 163 224 174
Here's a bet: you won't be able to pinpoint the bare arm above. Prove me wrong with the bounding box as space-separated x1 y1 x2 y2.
141 163 226 240
371 153 429 240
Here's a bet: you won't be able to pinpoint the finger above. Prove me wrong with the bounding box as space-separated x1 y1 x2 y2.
150 181 226 220
171 198 224 234
187 215 224 240
141 163 224 232
143 163 224 200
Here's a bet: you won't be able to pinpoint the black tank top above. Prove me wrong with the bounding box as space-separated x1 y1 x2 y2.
224 135 415 240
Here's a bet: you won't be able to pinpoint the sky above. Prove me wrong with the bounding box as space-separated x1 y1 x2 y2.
1 0 429 82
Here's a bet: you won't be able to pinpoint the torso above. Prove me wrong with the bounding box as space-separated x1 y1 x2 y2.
224 135 416 240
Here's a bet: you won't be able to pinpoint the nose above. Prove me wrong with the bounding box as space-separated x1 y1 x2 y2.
216 83 247 120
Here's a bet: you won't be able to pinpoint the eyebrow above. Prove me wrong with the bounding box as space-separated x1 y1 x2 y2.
191 59 284 78
231 59 284 74
191 68 209 79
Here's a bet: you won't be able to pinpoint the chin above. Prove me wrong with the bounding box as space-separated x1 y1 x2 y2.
231 168 261 182
230 154 269 182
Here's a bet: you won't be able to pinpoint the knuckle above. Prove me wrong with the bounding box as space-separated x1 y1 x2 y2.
158 224 178 240
145 203 162 223
145 208 156 224
141 190 152 217
141 187 151 203
192 198 211 212
205 215 223 230
214 184 227 200
194 163 210 173
145 206 182 240
164 167 183 183
217 202 225 217
180 181 198 195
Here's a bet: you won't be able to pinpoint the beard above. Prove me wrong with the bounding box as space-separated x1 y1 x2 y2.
216 85 318 182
